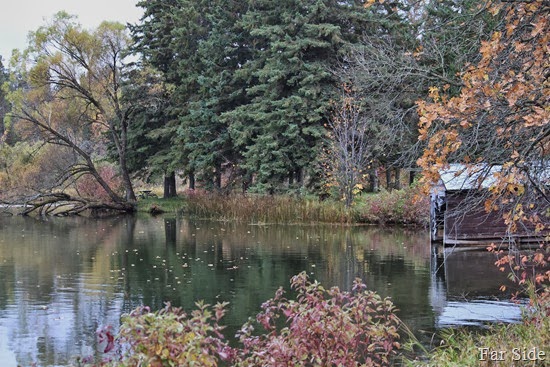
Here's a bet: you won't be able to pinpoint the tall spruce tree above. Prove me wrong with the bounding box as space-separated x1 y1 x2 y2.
175 0 251 191
122 65 178 195
133 0 494 195
132 0 180 80
222 0 372 193
130 0 197 195
132 0 252 192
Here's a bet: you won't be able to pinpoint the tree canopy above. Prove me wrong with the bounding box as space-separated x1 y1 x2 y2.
2 0 546 215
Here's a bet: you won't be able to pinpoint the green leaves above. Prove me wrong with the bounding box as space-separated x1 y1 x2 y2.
115 302 230 367
4 12 139 204
131 0 375 193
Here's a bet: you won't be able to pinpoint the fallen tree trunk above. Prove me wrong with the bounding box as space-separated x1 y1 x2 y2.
22 193 136 217
0 200 14 216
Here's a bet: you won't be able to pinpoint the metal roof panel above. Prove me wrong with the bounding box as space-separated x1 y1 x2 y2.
438 164 499 191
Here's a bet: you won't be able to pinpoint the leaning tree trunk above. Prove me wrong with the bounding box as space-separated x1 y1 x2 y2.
121 163 137 201
121 161 137 201
15 110 136 215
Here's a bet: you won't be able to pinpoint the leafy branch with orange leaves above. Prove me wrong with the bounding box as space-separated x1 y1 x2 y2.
417 0 549 289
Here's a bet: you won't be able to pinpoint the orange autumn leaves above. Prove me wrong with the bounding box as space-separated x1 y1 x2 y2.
417 0 549 199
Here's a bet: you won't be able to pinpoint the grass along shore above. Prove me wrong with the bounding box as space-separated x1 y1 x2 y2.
137 186 429 226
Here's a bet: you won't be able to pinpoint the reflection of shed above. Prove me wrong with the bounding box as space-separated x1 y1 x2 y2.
430 164 545 247
429 250 523 327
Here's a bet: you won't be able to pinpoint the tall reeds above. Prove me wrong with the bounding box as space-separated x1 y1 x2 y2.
184 191 353 224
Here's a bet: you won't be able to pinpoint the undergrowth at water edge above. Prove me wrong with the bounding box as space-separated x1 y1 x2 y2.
135 184 429 226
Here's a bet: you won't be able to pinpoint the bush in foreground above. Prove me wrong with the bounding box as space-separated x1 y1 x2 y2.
234 272 400 366
114 302 230 367
92 272 400 367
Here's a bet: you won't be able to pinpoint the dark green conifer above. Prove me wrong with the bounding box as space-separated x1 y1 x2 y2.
223 0 371 193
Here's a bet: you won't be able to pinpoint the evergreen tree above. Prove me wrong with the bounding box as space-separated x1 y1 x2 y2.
175 0 250 191
130 0 500 196
123 65 179 197
132 0 180 80
130 0 197 194
222 0 372 193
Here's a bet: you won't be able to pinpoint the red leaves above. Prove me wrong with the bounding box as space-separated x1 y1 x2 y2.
104 334 115 353
96 326 115 354
258 314 272 330
493 246 550 289
75 164 123 203
108 301 232 366
237 271 400 366
92 273 404 366
214 302 226 322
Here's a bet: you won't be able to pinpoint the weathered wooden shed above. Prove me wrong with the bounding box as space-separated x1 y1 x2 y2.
430 164 546 248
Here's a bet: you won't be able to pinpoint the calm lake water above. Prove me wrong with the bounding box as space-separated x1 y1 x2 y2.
0 215 520 366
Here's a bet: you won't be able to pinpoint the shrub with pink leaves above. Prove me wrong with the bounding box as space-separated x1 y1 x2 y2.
357 185 429 226
234 272 400 367
90 273 400 367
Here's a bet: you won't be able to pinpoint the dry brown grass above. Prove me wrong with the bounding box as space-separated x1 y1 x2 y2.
185 192 353 224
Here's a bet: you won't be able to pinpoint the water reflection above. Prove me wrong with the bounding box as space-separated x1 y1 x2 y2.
430 248 523 329
0 216 521 366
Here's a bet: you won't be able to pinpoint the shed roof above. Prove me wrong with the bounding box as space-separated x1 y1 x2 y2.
438 164 498 191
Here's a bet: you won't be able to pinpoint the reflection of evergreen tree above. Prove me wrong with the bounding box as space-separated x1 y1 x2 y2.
164 218 177 248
